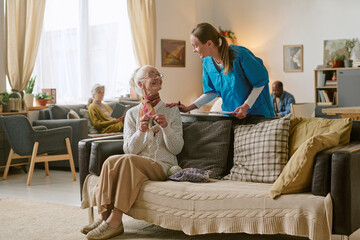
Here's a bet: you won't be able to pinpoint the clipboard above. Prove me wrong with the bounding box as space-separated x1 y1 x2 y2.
198 111 233 115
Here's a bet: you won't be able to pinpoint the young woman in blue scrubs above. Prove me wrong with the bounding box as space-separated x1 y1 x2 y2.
170 23 275 119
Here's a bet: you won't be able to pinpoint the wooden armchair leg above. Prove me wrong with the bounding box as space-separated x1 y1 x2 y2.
65 138 76 181
27 142 39 186
3 149 14 180
44 161 49 176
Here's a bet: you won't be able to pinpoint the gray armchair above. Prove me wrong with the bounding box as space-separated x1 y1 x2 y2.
0 115 76 185
33 104 89 169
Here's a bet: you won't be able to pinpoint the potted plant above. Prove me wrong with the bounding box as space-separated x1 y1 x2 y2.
330 53 345 68
23 76 36 108
219 26 237 45
35 92 50 106
0 91 9 112
344 38 358 68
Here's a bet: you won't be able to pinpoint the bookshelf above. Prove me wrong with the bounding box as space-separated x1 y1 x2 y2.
314 67 360 118
314 68 339 106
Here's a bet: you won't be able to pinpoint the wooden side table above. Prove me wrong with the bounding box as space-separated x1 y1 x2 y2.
27 106 48 124
0 111 29 171
322 106 360 120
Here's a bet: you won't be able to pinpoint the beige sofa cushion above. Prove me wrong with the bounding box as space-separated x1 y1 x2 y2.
288 117 352 157
269 132 340 199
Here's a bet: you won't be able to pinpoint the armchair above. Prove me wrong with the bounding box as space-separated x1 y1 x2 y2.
0 115 76 185
33 104 89 169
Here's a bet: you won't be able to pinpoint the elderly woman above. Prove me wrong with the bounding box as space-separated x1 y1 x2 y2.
88 84 124 133
81 65 184 240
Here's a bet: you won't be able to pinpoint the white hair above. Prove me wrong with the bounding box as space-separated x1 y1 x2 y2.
130 65 154 97
91 83 105 97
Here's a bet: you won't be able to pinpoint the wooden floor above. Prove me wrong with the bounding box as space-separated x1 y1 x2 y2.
1 167 360 239
0 167 80 206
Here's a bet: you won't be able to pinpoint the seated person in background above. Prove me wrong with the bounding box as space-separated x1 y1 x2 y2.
88 84 124 133
80 65 184 239
271 81 295 117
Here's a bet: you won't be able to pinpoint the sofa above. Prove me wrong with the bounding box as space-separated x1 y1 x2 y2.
79 113 360 240
33 100 138 169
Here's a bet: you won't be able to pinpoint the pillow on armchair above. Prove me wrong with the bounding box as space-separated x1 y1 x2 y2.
177 120 232 179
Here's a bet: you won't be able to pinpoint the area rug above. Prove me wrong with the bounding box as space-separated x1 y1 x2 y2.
0 198 309 240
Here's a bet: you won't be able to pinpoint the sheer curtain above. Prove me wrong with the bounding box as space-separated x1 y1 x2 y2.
33 0 138 104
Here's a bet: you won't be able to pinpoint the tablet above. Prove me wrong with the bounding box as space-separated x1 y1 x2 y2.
111 103 131 118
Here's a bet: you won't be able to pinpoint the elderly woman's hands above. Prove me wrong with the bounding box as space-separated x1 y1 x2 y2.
139 114 150 132
139 114 168 132
152 114 168 128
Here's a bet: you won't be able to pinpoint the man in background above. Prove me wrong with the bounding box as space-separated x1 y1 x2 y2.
271 81 295 117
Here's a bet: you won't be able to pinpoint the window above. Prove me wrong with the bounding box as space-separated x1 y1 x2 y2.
33 0 138 104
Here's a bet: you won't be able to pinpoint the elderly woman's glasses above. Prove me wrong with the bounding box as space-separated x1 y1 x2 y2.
144 72 164 79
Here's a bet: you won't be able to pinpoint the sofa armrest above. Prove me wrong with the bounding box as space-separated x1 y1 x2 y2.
89 140 124 176
312 145 346 196
33 119 88 136
33 119 89 168
78 135 123 199
330 142 360 235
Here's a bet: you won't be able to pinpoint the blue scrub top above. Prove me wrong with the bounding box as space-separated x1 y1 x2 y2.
202 45 275 117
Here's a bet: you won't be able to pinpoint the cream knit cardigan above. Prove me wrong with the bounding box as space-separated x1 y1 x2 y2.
123 101 184 174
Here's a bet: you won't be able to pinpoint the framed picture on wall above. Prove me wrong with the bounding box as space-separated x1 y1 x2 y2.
283 44 303 72
161 39 185 67
323 39 346 65
42 88 56 104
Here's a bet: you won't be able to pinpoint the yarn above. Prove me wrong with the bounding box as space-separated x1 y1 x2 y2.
167 166 182 177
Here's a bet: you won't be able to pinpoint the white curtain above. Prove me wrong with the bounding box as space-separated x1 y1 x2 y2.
5 0 46 92
127 0 156 66
33 0 138 104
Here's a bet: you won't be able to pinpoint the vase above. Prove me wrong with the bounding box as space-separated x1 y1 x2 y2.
23 93 34 108
344 59 353 68
35 98 48 106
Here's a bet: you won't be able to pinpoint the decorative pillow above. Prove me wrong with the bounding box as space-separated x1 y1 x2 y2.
169 168 211 182
49 105 70 119
288 117 352 158
224 114 291 183
79 108 99 134
177 120 232 179
269 132 340 199
49 104 86 119
67 109 80 119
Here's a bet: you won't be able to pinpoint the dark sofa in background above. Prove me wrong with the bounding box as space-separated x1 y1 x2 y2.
33 100 138 169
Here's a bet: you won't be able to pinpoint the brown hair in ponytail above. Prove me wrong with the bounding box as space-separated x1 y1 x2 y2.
191 23 235 74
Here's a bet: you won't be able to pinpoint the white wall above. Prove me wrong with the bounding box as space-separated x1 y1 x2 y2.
0 0 5 92
3 0 359 104
155 0 214 105
213 0 360 103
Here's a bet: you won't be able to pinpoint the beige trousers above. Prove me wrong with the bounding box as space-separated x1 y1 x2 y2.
95 154 167 214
